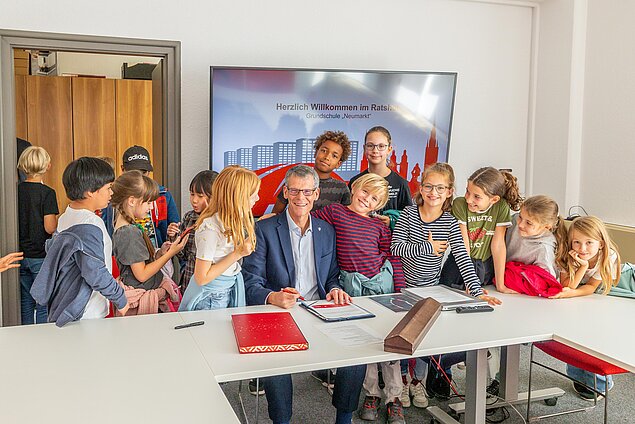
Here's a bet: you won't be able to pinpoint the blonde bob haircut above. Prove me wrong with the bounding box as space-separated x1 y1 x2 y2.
18 146 51 176
196 165 260 253
350 173 390 211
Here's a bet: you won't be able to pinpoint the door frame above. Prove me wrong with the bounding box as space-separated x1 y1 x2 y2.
0 29 181 326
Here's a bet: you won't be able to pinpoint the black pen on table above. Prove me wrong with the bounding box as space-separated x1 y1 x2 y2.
174 320 205 330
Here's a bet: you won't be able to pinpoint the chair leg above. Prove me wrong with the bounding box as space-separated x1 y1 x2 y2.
255 378 260 424
604 376 609 424
526 343 534 423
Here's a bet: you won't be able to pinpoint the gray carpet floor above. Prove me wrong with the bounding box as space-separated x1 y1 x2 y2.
221 344 634 423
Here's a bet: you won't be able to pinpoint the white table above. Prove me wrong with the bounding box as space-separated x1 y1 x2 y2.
0 312 239 424
1 292 633 424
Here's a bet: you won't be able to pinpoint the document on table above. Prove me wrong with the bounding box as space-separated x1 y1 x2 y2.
403 285 487 310
299 300 375 322
315 322 383 347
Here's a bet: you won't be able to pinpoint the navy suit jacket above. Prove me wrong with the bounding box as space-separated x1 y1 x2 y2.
242 213 341 306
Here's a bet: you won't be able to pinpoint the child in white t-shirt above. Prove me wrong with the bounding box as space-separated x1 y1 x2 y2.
179 166 260 311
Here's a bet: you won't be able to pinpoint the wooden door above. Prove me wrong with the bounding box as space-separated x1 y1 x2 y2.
15 75 28 140
151 60 164 185
72 77 117 162
116 79 152 175
26 75 73 211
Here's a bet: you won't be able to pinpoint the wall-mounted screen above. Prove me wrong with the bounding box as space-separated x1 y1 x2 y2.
210 67 457 215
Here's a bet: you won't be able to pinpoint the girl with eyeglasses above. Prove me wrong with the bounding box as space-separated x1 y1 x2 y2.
348 126 412 227
391 163 500 408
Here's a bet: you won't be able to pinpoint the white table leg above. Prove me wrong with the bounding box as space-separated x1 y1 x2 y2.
465 348 488 424
500 345 520 400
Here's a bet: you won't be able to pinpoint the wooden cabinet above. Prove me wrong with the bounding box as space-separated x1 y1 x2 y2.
18 75 152 211
15 75 27 140
72 77 117 160
116 79 153 175
26 76 74 211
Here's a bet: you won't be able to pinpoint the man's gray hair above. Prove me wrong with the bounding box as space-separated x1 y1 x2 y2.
283 165 319 189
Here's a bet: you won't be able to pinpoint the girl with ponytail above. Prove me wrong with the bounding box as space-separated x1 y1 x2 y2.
111 170 187 302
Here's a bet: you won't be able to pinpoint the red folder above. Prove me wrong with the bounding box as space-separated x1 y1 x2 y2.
231 312 309 354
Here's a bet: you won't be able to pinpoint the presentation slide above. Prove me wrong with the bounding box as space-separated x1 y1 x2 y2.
210 68 457 214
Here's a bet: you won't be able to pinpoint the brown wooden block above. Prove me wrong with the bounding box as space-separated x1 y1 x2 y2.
384 298 442 355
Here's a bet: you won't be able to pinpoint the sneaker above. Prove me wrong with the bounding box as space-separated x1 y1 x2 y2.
410 379 429 408
359 396 381 421
573 382 603 402
311 369 335 389
248 378 264 395
400 380 411 408
386 398 406 424
486 379 500 398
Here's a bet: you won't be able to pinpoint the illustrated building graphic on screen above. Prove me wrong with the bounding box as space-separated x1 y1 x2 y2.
223 138 360 175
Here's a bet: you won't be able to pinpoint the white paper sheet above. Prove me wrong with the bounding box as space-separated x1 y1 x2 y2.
315 322 383 347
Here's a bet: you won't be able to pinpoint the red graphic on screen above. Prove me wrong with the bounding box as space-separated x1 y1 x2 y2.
247 125 440 215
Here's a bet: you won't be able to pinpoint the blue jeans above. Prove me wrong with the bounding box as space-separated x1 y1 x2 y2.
566 364 614 394
262 364 366 423
20 257 47 325
193 287 233 310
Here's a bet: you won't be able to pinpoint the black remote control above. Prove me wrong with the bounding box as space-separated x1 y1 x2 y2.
455 305 494 314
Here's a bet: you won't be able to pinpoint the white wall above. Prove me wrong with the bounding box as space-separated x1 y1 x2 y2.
56 52 160 79
579 0 635 226
531 0 575 207
0 0 535 206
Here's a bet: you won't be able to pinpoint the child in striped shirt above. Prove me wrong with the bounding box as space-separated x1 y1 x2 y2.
391 163 501 408
313 173 406 423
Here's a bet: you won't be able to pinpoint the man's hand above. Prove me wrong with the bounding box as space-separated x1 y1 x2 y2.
326 288 352 304
0 252 23 273
267 290 300 309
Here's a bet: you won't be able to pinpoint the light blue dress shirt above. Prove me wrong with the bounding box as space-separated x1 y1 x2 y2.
286 210 319 301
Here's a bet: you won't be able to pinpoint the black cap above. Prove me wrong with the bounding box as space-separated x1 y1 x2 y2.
122 145 153 172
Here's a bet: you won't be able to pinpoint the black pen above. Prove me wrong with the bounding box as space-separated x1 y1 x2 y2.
174 320 205 330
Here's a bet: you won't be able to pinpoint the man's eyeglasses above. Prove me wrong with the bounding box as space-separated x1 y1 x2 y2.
286 187 317 197
421 184 449 194
364 143 389 151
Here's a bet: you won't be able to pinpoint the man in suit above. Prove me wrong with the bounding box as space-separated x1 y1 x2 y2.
243 165 365 424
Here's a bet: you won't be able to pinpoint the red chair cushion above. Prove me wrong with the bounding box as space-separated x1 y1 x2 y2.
535 341 628 376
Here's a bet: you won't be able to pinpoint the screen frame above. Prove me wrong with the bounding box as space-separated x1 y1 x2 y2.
209 65 458 169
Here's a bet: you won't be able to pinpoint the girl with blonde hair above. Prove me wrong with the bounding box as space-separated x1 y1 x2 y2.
551 215 621 399
553 216 621 297
179 165 260 311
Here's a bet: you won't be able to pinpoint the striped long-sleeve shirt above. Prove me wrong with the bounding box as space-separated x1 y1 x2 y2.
391 205 484 297
312 203 405 293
